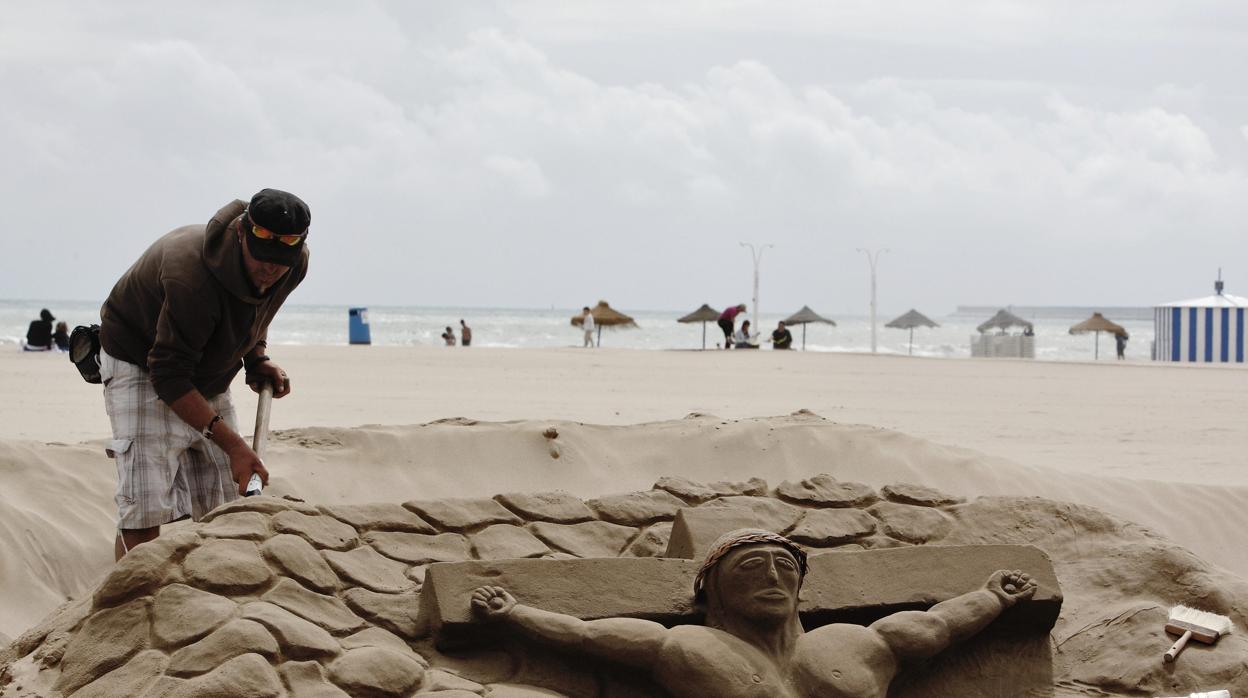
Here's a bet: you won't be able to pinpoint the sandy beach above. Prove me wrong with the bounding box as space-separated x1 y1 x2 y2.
2 345 1246 648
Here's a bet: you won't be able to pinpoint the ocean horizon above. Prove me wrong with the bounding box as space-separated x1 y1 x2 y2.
2 299 1158 361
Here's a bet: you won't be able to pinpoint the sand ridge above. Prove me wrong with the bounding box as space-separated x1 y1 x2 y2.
2 412 1247 644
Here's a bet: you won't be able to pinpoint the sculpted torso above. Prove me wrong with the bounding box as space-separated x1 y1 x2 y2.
655 623 896 698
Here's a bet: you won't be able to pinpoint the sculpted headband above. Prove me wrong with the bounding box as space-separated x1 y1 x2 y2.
693 528 809 599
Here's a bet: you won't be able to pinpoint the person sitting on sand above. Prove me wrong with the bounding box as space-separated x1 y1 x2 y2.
99 189 308 561
23 309 55 351
733 319 760 349
472 528 1036 698
53 321 71 352
460 319 472 347
442 326 457 346
770 321 793 350
718 303 746 349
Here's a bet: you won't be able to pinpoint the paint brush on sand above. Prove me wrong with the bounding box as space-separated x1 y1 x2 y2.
1163 605 1234 663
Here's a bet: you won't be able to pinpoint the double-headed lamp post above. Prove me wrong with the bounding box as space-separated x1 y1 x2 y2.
856 247 888 353
739 242 774 332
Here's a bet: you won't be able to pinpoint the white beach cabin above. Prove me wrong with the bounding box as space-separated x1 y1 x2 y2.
1153 279 1247 363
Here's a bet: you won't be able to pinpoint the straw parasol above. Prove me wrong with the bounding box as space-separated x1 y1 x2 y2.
885 309 940 356
781 306 836 350
571 300 637 346
677 304 721 350
976 309 1033 334
1069 312 1127 360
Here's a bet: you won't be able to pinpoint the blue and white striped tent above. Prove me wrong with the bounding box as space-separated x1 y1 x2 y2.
1153 290 1248 363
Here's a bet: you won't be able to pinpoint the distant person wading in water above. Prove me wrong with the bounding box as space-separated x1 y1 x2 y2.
460 319 472 347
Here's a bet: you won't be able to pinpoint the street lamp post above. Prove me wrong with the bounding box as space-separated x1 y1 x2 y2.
739 242 774 332
856 248 888 353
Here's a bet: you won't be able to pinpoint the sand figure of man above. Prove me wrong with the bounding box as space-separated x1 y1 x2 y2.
472 529 1035 698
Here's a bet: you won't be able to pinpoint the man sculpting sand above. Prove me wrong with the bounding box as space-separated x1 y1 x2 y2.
99 189 310 560
473 529 1035 697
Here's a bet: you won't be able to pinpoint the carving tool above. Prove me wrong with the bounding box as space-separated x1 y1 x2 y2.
244 381 273 497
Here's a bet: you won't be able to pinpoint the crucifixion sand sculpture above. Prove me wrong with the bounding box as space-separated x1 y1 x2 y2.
1 473 1246 697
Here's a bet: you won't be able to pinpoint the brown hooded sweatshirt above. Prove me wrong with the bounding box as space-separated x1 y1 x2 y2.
100 199 309 404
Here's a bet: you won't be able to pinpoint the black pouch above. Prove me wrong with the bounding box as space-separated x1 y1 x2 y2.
69 324 103 384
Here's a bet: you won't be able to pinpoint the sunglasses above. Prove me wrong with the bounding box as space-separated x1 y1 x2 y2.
250 224 305 247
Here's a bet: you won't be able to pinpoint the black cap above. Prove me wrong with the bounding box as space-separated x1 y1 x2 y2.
244 188 310 266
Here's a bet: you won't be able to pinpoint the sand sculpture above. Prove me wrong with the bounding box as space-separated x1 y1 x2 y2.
470 529 1038 697
1 474 1246 697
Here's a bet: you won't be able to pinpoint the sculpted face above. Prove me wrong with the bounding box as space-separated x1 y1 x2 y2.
711 543 802 623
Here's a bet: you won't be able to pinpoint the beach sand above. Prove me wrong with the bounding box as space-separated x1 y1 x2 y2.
1 345 1246 694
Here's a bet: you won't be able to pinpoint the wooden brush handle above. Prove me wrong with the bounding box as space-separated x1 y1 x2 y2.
1164 629 1192 663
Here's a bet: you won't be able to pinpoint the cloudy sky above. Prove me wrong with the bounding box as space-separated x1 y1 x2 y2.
3 1 1247 315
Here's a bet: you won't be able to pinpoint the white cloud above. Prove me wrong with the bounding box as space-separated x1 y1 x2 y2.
484 155 551 198
1 5 1246 312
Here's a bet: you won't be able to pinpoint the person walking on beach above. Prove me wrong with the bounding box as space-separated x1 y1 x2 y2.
99 189 309 561
582 306 596 348
460 319 472 347
23 309 55 351
718 303 746 349
1115 331 1128 360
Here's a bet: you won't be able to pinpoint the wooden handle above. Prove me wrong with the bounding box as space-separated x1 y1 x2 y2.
1164 629 1192 663
252 382 274 458
243 382 274 497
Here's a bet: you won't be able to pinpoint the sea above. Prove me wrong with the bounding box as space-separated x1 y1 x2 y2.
2 300 1159 361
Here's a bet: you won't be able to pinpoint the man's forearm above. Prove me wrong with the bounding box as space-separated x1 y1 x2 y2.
928 589 1005 645
167 390 248 454
503 605 665 668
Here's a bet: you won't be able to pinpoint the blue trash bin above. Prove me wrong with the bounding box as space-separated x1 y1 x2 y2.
348 307 371 345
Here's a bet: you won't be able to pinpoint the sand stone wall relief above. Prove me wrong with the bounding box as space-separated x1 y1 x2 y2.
1 473 1245 697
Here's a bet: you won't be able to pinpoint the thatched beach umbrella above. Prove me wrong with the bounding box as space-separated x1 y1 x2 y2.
977 309 1033 335
1069 312 1127 360
677 304 720 350
571 300 637 346
782 305 836 350
885 308 940 356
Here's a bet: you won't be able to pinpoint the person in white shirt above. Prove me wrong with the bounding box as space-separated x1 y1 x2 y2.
581 307 596 348
733 320 760 349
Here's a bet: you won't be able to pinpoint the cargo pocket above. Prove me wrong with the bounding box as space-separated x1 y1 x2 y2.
108 438 136 505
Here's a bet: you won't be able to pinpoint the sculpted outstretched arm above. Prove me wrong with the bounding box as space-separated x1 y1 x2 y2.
869 570 1036 662
471 586 668 669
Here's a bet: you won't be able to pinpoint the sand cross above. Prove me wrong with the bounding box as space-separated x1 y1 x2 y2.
419 507 1063 650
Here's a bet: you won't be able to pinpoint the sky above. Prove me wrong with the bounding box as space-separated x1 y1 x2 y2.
2 1 1247 316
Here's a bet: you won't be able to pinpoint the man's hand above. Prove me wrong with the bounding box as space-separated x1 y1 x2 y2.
983 569 1036 608
471 586 517 621
247 360 291 398
225 441 270 496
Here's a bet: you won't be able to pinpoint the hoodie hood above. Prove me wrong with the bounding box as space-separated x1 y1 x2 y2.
201 199 260 303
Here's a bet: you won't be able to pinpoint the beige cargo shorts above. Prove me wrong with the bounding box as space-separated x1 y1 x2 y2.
101 349 239 530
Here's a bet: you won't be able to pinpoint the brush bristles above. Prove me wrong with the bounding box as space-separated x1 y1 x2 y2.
1168 605 1235 635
